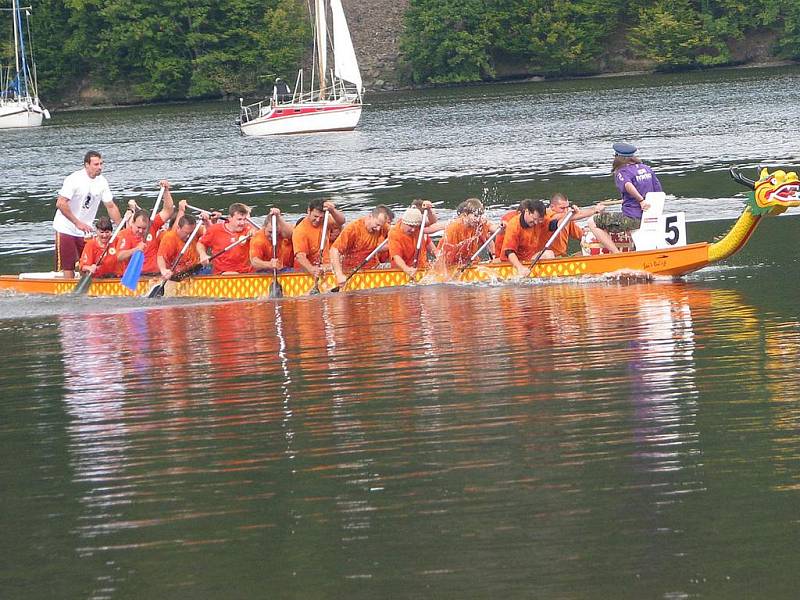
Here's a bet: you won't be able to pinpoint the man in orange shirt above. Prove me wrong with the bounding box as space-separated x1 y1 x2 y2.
388 207 428 279
196 203 256 274
545 193 606 257
157 214 200 280
330 205 394 287
437 198 501 267
126 180 176 274
250 208 295 272
291 198 346 277
78 217 118 278
501 199 552 276
114 210 150 275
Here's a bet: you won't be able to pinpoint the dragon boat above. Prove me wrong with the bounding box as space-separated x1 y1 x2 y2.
1 167 798 299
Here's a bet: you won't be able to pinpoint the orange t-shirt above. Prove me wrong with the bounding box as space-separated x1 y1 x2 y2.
291 216 332 266
388 222 429 269
198 222 254 274
250 230 294 269
332 217 389 270
113 228 146 276
500 213 550 262
158 229 200 274
142 214 166 273
113 214 165 275
492 210 518 257
79 238 118 277
437 219 491 265
545 208 583 257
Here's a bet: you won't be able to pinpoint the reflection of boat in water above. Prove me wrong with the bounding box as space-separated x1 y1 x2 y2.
0 0 50 128
237 0 362 136
1 168 798 298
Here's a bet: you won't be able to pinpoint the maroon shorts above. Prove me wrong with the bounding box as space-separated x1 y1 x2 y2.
55 232 86 273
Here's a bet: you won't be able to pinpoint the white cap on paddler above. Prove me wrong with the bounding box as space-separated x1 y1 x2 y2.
402 207 423 226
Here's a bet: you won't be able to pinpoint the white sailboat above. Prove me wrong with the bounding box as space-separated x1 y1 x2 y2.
238 0 362 136
0 0 49 129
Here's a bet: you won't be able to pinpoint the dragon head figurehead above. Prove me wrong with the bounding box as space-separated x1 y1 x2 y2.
751 168 800 215
712 166 800 264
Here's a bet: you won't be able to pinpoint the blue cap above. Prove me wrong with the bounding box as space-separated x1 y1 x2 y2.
613 142 637 157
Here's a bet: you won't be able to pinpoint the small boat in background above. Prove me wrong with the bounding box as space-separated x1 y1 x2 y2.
238 0 362 136
0 0 50 129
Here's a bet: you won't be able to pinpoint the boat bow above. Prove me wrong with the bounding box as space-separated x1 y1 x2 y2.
708 167 800 263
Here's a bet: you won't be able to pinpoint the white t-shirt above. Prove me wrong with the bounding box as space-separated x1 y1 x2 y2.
52 168 114 237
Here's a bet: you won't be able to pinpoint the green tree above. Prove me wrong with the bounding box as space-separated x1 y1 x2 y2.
628 0 725 68
401 0 494 84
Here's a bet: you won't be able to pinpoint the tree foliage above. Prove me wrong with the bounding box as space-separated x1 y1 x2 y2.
6 0 799 101
401 0 800 84
19 0 309 101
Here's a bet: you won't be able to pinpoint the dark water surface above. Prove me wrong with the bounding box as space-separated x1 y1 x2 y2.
2 68 800 598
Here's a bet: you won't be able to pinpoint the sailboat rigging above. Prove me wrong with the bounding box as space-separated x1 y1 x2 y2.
0 0 49 128
238 0 362 136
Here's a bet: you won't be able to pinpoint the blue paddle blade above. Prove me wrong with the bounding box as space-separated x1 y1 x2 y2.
121 250 144 291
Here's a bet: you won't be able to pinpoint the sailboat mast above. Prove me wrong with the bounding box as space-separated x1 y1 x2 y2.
315 0 326 99
11 0 21 83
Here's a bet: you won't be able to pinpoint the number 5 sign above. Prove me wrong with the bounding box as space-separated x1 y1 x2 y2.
658 213 686 248
631 192 687 250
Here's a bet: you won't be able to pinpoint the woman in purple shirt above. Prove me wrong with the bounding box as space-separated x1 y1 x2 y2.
590 142 662 253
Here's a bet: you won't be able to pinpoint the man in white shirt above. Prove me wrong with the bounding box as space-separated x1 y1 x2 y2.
53 151 121 278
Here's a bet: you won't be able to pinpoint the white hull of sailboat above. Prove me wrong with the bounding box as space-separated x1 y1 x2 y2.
0 99 47 129
240 101 362 136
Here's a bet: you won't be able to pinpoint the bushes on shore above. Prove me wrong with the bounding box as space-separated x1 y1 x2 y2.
401 0 800 84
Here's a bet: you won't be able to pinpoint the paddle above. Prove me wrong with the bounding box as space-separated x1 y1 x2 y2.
172 232 255 281
308 209 330 295
120 249 144 291
406 209 428 283
149 186 166 223
120 187 167 291
268 213 283 298
524 210 574 278
455 225 504 277
72 211 132 295
145 221 203 298
330 237 389 293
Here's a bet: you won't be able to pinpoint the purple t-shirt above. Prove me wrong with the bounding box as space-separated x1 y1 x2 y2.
615 163 662 219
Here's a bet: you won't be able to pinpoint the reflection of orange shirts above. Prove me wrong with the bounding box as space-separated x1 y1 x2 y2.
250 230 294 269
198 222 254 274
157 229 200 273
545 208 583 257
79 238 117 277
292 217 330 265
332 217 389 270
492 210 517 257
501 214 550 262
388 222 428 268
437 219 491 265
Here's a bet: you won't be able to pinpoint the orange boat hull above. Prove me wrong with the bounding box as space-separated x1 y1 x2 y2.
0 243 711 299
